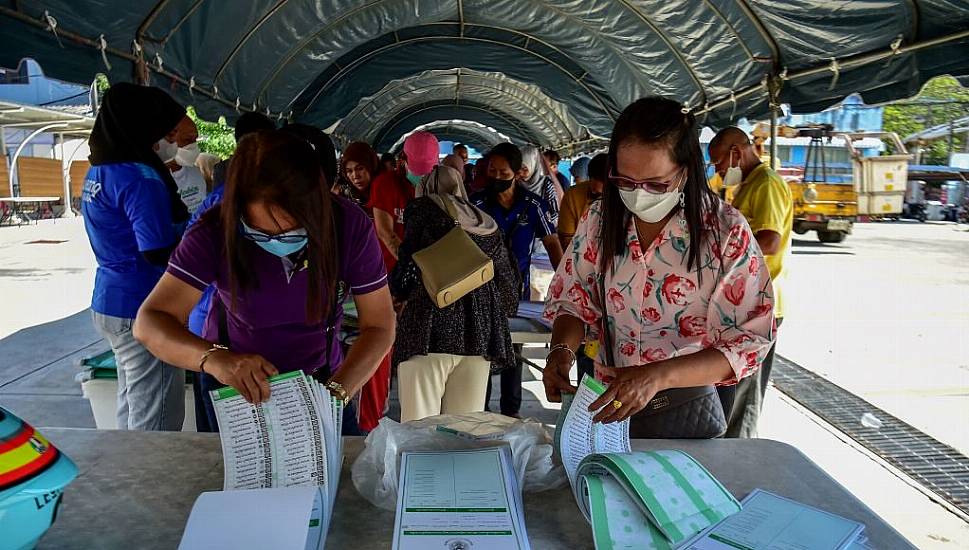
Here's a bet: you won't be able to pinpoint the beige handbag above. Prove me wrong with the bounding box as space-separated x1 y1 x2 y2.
412 195 495 308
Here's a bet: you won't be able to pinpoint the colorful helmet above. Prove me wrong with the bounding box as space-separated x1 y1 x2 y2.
0 407 77 550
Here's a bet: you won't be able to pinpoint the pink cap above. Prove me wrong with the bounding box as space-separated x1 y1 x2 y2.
403 131 439 176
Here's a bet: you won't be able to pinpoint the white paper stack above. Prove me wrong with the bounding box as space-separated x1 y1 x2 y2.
178 371 344 549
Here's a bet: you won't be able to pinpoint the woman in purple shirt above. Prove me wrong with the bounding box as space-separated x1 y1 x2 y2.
133 130 395 426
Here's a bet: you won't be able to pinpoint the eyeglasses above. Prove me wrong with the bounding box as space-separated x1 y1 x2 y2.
608 167 686 192
239 220 308 243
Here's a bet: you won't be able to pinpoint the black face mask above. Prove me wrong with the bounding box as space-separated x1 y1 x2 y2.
488 177 515 193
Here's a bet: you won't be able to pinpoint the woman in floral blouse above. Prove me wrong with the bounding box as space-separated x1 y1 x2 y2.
543 97 775 433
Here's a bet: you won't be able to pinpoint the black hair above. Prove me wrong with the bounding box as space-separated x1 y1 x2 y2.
543 149 561 163
601 96 719 279
280 123 338 188
380 152 396 164
453 143 468 152
220 130 337 322
234 112 276 141
488 142 523 172
588 153 609 183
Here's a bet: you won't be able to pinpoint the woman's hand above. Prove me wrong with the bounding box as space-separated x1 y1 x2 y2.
542 347 578 403
589 364 667 424
205 351 279 404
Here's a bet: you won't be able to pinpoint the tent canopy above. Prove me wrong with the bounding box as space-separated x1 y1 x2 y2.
2 1 967 153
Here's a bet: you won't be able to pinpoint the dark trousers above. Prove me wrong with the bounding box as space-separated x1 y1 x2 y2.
717 321 780 438
485 344 524 416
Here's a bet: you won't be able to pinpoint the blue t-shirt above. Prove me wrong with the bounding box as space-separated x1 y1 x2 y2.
186 183 225 336
471 188 555 297
82 162 176 318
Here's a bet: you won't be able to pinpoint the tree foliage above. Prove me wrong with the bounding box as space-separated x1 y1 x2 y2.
881 76 969 164
186 106 235 159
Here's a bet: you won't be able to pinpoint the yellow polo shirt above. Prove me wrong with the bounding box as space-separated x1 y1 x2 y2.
730 163 793 319
557 180 600 240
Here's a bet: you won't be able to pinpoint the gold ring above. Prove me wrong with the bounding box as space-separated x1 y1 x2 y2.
612 400 622 410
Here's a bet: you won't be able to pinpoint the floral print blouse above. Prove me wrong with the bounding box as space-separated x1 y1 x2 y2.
543 199 775 385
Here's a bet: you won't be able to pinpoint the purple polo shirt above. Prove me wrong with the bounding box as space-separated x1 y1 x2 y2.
167 197 387 376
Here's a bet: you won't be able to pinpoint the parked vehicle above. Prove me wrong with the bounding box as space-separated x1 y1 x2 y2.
788 125 857 244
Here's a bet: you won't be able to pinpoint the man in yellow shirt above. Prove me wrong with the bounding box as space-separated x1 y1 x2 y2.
555 153 607 381
557 153 607 251
709 127 793 438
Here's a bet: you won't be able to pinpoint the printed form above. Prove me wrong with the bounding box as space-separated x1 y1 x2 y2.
392 447 530 550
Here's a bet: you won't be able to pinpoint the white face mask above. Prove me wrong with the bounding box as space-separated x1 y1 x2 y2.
723 149 743 188
174 142 200 167
618 187 682 223
155 138 178 163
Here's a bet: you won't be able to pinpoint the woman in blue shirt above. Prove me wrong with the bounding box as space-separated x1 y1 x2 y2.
82 83 198 431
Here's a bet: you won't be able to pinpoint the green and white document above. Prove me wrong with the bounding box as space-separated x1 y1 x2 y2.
208 371 344 546
576 451 741 550
559 376 632 485
392 447 530 550
682 489 865 550
558 376 740 549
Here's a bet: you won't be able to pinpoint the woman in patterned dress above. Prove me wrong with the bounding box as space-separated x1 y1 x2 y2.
542 97 776 434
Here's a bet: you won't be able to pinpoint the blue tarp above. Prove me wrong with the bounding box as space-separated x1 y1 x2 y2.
1 2 967 153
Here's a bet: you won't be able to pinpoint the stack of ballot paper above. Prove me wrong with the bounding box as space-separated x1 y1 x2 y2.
557 376 738 549
557 376 631 485
575 451 741 549
392 447 531 550
683 489 867 550
557 375 869 550
178 371 344 550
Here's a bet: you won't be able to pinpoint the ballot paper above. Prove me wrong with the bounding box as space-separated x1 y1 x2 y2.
209 371 344 545
558 375 631 485
392 447 531 550
683 489 865 550
576 451 741 549
556 377 739 549
179 487 325 550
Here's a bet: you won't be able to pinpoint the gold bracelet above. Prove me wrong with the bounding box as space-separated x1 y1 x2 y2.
546 344 576 366
325 380 350 406
198 344 228 373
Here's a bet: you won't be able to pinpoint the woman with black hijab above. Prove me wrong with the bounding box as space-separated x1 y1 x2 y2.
82 82 198 431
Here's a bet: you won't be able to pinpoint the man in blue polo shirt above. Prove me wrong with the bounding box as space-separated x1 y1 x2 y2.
471 142 563 418
82 83 197 431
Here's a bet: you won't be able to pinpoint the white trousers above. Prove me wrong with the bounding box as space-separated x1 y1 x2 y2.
397 353 491 423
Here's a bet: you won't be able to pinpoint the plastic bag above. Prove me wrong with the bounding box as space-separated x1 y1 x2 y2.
352 412 567 510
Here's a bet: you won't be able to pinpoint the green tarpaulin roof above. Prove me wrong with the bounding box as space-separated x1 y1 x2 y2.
2 1 967 153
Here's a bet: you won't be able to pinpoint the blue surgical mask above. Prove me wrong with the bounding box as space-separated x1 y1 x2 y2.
406 172 422 187
240 219 308 257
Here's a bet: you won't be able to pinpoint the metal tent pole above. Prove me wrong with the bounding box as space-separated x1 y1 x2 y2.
8 123 69 196
770 107 779 170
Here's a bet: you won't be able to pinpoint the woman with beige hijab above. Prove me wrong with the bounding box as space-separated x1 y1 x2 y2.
390 165 521 422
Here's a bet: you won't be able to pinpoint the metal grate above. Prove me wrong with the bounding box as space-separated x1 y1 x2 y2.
772 355 969 517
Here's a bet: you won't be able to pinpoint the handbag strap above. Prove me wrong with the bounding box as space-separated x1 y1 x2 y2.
430 195 460 226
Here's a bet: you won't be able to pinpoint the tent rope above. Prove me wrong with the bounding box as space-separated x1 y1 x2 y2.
43 11 63 48
97 35 112 71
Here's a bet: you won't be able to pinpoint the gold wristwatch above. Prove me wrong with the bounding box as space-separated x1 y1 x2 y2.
325 381 349 405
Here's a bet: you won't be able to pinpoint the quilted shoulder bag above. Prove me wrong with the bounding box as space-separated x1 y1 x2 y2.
597 254 726 439
412 195 495 308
